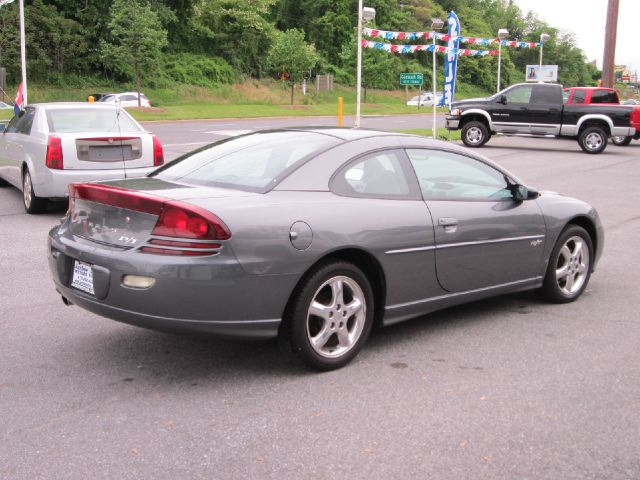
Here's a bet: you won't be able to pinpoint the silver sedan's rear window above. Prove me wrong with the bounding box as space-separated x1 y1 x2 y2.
152 131 338 192
45 108 142 133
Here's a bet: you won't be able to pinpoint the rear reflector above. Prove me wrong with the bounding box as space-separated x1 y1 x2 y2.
152 135 164 166
46 135 64 169
68 183 231 255
122 275 156 289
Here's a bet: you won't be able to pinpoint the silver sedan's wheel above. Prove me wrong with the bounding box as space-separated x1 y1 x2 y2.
306 276 366 359
281 261 374 371
541 225 593 303
22 169 47 214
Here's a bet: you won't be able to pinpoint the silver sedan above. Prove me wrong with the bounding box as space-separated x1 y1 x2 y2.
48 129 603 370
0 102 163 213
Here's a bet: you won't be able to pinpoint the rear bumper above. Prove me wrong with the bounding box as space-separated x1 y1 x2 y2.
47 225 294 340
612 126 635 137
54 286 281 339
33 166 157 199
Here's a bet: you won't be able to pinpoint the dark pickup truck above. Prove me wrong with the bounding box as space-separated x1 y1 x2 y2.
445 83 637 154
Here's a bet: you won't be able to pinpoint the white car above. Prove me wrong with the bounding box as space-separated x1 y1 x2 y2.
406 92 443 107
98 92 151 108
0 102 164 213
0 101 13 110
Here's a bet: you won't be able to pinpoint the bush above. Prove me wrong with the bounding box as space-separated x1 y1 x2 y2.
161 54 236 87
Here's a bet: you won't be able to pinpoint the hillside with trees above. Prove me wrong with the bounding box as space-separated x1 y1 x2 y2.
0 0 600 96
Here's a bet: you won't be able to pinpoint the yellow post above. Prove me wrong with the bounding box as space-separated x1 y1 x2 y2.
87 95 95 103
338 96 343 127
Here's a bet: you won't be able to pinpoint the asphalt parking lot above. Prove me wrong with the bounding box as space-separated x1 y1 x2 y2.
1 132 639 479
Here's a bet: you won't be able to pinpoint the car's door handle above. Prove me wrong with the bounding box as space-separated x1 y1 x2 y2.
438 217 458 227
439 217 458 233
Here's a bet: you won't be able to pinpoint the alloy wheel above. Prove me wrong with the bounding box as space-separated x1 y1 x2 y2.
23 171 32 209
306 275 366 359
554 235 590 296
585 132 603 151
465 126 483 145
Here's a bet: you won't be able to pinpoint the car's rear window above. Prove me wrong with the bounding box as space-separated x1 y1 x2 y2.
45 108 142 133
152 131 337 192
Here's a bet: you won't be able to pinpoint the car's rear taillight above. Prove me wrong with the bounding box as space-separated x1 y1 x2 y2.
68 183 230 255
152 135 164 166
46 135 64 169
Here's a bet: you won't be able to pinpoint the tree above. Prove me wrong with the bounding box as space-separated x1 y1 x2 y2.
268 28 318 104
100 0 168 104
194 0 277 77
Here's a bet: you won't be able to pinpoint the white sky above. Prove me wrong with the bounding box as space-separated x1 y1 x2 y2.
512 0 638 73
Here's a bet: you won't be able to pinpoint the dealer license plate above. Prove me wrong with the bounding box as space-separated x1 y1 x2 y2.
71 260 95 295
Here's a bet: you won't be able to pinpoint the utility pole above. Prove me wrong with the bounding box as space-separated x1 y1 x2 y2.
602 0 619 88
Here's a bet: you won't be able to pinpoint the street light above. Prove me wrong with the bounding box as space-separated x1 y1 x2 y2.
496 28 509 92
539 33 550 71
430 18 444 140
356 3 376 128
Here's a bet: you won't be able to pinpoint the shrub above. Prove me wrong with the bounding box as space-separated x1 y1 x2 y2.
161 54 236 87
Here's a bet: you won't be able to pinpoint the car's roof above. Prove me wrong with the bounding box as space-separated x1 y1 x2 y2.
30 102 122 109
245 128 476 154
565 86 614 90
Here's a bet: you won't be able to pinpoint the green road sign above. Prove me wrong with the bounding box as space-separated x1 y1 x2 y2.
400 73 423 86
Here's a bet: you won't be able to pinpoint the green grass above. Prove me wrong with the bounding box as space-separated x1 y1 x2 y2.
1 79 488 122
396 128 462 141
129 102 450 121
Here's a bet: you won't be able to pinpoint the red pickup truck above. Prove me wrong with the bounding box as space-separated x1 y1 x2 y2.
564 87 640 146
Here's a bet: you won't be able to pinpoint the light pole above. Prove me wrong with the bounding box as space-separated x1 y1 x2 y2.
539 33 550 71
496 28 509 92
355 4 376 128
430 18 444 140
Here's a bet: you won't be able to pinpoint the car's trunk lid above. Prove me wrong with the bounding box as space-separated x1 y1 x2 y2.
67 178 252 252
59 132 153 170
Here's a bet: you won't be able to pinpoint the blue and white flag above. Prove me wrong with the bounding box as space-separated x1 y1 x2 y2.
440 11 461 107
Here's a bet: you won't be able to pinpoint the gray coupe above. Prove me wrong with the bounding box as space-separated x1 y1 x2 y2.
48 129 603 370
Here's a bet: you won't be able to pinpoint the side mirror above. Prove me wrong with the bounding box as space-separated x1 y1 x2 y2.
499 94 507 105
512 184 539 201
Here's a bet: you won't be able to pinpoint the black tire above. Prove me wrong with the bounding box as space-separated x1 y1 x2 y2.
279 261 375 371
540 225 593 303
22 168 47 214
461 120 490 148
611 135 632 146
578 126 608 154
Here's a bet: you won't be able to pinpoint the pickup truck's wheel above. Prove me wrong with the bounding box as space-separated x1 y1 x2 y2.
611 135 632 146
461 121 490 148
23 168 47 214
578 126 608 154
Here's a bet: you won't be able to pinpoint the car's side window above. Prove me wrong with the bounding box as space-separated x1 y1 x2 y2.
17 108 36 135
332 150 411 198
506 85 533 104
591 90 617 104
571 89 587 104
5 111 24 133
406 149 512 201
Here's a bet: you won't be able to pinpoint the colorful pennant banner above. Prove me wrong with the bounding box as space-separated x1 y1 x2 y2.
362 40 499 57
363 27 540 48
